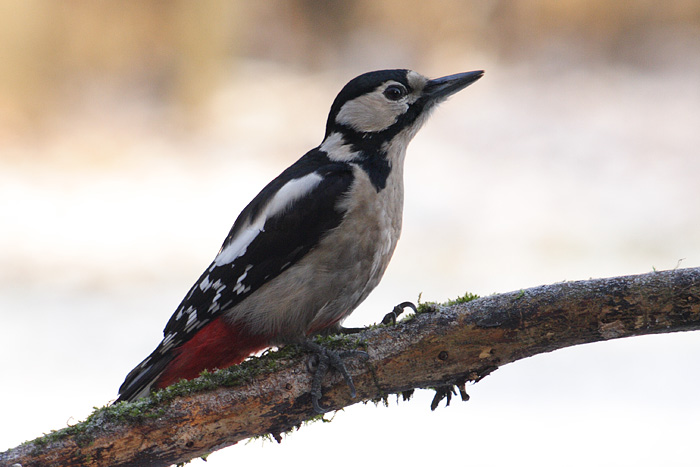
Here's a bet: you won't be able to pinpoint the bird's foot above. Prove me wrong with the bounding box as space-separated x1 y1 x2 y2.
303 340 369 414
381 301 418 325
335 301 418 335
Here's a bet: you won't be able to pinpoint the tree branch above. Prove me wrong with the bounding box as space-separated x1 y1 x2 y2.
3 267 699 467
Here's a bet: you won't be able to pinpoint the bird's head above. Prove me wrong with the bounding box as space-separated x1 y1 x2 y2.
324 69 484 143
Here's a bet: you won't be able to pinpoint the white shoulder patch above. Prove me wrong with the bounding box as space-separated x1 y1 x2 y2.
214 172 324 266
214 225 260 266
265 172 324 219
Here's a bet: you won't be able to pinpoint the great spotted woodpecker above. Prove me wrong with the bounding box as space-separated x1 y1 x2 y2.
116 69 484 411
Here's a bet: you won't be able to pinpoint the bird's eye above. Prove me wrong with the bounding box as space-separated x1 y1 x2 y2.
383 84 407 101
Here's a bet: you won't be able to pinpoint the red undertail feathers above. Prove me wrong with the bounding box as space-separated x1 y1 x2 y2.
155 317 270 389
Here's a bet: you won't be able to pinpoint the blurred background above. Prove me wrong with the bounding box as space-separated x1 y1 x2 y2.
2 1 699 465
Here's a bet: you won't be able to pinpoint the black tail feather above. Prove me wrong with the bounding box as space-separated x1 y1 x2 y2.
116 349 174 403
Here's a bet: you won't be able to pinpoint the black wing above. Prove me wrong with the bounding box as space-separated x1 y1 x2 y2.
161 150 354 344
117 149 354 401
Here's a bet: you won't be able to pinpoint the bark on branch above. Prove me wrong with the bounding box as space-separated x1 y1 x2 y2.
3 267 700 467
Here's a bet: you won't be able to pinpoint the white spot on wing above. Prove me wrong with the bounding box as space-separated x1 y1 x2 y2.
214 172 323 266
182 309 202 333
186 310 198 327
233 265 253 295
162 332 176 351
199 274 212 291
237 265 252 284
206 279 228 312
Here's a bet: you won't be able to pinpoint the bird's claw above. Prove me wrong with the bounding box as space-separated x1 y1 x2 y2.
382 301 418 325
304 341 368 414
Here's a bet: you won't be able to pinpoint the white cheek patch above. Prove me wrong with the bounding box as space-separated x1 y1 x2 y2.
336 87 408 133
214 172 324 266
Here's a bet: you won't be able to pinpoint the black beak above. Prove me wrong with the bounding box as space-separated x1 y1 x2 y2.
424 70 484 101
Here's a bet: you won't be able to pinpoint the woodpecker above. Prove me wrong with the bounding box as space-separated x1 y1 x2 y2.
117 69 484 410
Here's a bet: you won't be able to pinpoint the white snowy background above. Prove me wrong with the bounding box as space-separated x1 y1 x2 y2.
1 3 699 466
